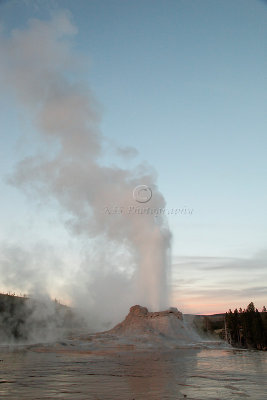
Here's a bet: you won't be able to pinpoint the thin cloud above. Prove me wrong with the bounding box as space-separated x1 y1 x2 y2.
171 251 267 313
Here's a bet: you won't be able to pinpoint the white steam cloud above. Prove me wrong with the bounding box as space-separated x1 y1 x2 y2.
0 12 172 327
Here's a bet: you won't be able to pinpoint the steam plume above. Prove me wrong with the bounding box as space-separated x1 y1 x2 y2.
0 12 171 324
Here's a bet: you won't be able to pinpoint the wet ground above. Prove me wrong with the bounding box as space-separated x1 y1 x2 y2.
0 339 266 399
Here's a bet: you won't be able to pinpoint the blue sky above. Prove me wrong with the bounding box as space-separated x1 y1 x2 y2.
0 0 266 314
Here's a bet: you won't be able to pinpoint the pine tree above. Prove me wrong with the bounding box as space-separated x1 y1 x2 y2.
252 309 264 349
225 303 267 350
246 302 255 313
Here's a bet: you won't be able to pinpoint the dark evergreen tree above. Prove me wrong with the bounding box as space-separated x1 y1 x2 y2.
225 302 267 350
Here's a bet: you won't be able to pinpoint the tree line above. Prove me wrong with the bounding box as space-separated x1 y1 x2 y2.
225 302 267 350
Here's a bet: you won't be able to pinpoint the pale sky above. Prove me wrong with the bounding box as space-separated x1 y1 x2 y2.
0 0 266 315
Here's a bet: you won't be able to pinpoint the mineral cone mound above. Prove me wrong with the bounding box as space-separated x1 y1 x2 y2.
107 305 193 342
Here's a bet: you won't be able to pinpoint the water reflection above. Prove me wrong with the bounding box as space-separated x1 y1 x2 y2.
122 349 199 399
0 345 266 399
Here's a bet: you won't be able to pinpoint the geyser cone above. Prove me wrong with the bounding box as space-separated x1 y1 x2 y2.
107 305 196 343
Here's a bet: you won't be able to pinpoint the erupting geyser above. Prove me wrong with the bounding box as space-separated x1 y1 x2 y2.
0 12 172 318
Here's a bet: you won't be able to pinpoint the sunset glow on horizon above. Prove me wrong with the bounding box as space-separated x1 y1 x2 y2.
0 0 266 319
